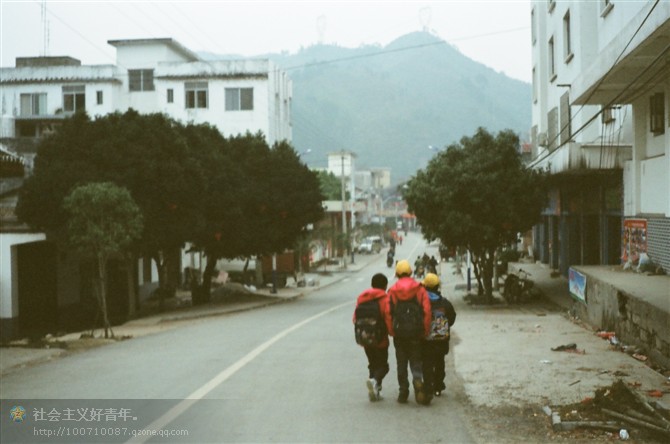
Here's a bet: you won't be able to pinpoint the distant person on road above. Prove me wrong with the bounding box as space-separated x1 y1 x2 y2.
387 260 432 405
353 273 392 402
421 273 456 398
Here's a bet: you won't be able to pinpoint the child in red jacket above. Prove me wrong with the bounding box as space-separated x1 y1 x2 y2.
353 273 392 402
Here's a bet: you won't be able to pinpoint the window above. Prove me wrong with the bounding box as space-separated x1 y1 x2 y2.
225 88 254 111
96 90 103 105
563 10 573 63
650 93 665 135
20 93 46 116
185 82 208 109
532 67 537 103
167 88 174 103
601 0 614 17
531 9 537 45
129 69 155 92
63 85 85 113
548 37 556 82
559 92 571 145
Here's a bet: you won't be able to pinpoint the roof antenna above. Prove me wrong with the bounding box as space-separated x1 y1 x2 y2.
317 15 327 45
41 0 50 56
419 7 432 32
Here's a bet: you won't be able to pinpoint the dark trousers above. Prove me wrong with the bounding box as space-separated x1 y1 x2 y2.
422 340 449 393
393 338 423 392
364 346 389 384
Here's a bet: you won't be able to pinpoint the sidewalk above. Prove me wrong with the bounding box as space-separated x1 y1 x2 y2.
0 253 378 376
439 254 670 440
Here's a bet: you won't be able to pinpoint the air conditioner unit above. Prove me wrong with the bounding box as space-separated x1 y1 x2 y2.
537 132 548 147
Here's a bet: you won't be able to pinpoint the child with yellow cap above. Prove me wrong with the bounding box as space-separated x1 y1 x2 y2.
421 273 457 398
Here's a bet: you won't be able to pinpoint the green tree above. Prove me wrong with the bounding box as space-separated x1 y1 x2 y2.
191 133 324 301
62 182 143 338
316 170 349 200
404 127 547 301
17 110 206 308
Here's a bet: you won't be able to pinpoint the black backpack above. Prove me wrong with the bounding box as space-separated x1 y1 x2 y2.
391 296 424 339
354 300 386 346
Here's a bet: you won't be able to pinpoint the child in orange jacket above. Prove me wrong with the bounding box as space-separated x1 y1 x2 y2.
353 273 392 402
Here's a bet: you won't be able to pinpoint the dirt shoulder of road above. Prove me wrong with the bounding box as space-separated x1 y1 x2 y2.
449 288 670 443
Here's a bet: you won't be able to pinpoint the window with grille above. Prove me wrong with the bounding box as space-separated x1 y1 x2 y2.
63 85 85 113
129 69 155 92
225 88 254 111
20 93 47 116
563 10 573 63
650 93 665 135
185 82 208 109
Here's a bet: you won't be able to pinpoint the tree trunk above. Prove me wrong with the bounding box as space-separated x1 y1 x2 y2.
193 253 218 305
97 253 114 339
125 253 137 318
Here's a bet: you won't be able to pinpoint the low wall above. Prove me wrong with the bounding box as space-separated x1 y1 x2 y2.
571 266 670 369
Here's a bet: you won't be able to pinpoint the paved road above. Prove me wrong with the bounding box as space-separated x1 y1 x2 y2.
1 236 475 443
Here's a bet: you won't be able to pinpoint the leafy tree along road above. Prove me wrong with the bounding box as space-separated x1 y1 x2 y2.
17 111 324 317
404 128 547 301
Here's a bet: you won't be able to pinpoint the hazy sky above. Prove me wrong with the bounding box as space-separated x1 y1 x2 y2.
1 0 532 82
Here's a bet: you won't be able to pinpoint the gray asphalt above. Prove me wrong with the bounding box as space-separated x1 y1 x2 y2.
1 236 475 443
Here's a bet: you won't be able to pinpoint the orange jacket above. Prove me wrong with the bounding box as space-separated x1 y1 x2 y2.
387 276 432 337
353 288 391 348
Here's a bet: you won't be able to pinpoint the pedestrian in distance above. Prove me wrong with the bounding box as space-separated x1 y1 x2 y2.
353 273 392 402
387 260 432 405
421 273 456 398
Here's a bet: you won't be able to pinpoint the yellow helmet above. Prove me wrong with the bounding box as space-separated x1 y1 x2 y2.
422 273 440 289
395 259 412 276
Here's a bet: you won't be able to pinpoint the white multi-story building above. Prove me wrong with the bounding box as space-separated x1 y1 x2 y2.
529 0 669 275
0 38 293 340
1 38 292 145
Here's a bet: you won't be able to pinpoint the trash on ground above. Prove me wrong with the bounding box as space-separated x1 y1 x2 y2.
596 331 616 339
552 343 577 351
633 353 649 362
550 380 670 441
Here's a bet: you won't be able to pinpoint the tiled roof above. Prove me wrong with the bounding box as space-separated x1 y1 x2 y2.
0 65 121 84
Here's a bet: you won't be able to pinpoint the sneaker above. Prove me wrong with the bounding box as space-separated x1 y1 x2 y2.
374 381 383 400
397 389 409 404
366 379 377 402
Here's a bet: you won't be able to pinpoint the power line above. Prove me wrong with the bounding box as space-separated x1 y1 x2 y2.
540 0 661 154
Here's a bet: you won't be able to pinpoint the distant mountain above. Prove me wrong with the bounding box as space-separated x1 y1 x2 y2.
204 31 531 183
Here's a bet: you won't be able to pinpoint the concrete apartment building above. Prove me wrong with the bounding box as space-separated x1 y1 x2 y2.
0 38 292 340
529 0 669 365
530 0 669 274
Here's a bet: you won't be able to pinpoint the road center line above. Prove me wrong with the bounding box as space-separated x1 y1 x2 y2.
126 300 352 443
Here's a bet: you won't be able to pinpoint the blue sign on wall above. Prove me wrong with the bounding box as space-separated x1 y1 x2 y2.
569 268 586 303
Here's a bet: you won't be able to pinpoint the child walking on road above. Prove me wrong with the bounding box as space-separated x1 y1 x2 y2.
353 273 392 402
388 260 432 405
421 273 456 398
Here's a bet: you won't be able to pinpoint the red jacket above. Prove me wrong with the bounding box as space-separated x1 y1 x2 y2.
352 288 391 348
387 277 432 338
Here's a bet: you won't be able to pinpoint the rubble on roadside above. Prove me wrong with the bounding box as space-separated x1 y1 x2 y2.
545 379 670 442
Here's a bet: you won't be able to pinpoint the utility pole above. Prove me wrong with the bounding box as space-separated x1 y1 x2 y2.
340 151 347 269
